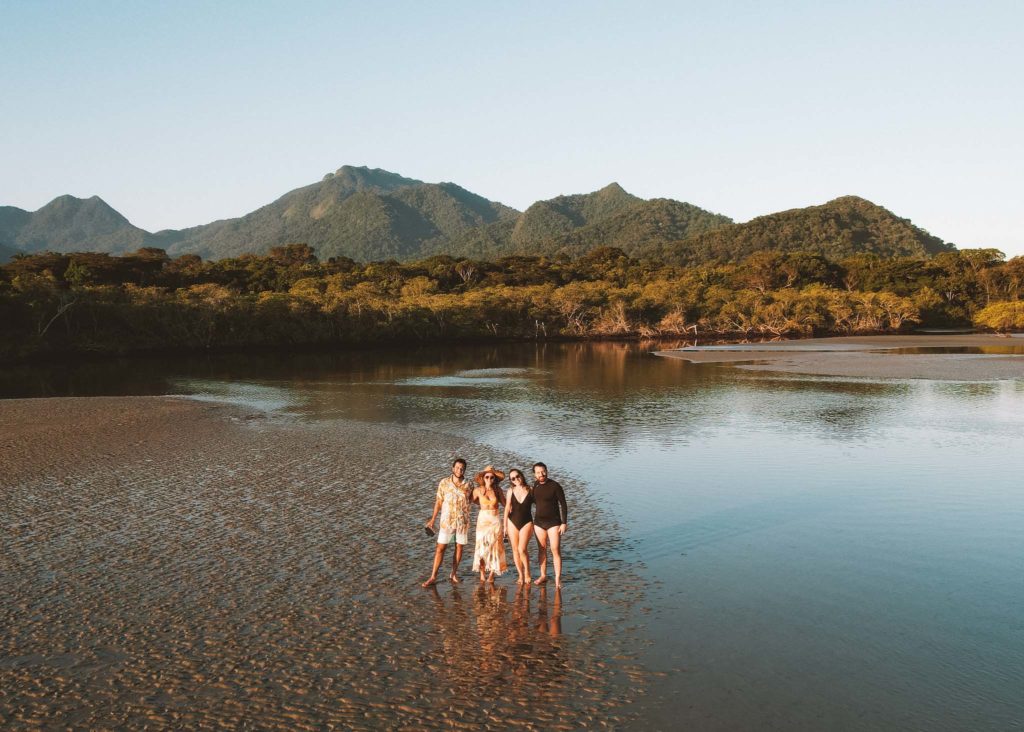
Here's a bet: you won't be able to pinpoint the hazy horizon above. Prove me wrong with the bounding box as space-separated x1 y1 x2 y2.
2 1 1021 255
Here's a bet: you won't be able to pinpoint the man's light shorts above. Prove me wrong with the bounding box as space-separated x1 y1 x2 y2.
437 528 468 546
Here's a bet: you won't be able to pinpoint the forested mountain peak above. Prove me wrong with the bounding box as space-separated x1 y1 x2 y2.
323 165 423 192
824 194 873 206
549 197 734 258
34 194 131 226
151 167 521 261
0 193 148 255
511 182 643 249
591 181 633 203
1 169 959 265
651 195 954 265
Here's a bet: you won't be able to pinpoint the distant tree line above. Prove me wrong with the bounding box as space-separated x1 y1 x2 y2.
1 244 1021 361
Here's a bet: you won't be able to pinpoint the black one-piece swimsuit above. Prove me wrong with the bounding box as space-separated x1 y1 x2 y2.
507 489 535 529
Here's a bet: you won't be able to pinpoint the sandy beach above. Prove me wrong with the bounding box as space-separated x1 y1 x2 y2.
1 397 651 729
655 334 1024 380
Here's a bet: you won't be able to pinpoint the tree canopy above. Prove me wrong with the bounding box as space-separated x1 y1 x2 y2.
1 245 1018 362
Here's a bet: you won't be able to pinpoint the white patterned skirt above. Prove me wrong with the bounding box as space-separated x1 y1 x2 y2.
472 509 508 575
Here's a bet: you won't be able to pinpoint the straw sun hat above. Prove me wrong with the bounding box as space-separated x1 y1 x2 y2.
474 465 506 487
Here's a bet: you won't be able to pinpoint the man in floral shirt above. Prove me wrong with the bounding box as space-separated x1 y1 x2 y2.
422 458 472 587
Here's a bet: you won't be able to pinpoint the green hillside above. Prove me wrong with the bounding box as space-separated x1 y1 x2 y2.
159 166 428 259
651 196 954 265
421 184 731 260
0 195 149 254
158 167 518 261
0 206 31 243
0 241 18 264
510 182 641 249
0 170 956 266
546 198 734 258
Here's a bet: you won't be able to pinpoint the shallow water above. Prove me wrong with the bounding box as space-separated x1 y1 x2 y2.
3 342 1024 729
2 398 649 729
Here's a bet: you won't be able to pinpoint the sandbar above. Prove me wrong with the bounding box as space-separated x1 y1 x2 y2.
1 396 649 729
655 334 1024 380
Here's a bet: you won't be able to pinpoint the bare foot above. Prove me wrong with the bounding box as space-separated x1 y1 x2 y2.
450 573 461 584
555 580 563 588
534 576 547 585
487 572 495 583
422 577 438 588
516 577 524 585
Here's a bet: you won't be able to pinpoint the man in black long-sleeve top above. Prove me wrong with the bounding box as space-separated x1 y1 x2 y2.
532 462 567 588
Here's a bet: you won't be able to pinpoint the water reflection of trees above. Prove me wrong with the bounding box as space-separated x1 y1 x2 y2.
521 343 910 444
4 341 1004 444
512 343 911 445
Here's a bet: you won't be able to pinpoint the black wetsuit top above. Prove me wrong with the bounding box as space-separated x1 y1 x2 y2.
507 488 535 529
532 479 567 530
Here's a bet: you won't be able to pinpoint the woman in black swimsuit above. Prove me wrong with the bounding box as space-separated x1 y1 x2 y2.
502 468 534 585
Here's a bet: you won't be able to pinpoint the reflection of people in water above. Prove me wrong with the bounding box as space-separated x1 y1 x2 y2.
426 584 477 694
531 462 568 588
471 465 508 582
442 581 569 697
500 582 535 681
473 583 510 679
423 458 472 587
503 468 534 584
536 585 563 637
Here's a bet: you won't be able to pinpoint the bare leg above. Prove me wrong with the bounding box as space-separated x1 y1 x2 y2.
507 521 525 583
450 543 464 583
547 527 563 588
518 522 533 584
423 543 447 587
534 525 548 585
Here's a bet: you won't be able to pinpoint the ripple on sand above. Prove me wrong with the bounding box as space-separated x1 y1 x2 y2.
1 397 650 729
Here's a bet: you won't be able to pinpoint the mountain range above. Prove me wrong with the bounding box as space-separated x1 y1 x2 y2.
0 165 955 264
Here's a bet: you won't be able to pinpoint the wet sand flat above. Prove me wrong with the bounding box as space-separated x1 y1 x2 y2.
656 334 1024 380
1 397 650 729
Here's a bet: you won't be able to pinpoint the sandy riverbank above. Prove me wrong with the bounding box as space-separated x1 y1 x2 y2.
655 334 1024 380
1 396 650 729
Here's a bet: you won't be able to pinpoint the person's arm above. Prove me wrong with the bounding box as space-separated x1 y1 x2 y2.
426 484 443 528
503 489 512 528
556 481 568 534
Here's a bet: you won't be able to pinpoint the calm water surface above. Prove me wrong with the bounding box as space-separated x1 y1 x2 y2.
4 343 1023 730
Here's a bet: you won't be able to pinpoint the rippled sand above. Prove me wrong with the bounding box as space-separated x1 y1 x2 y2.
656 334 1024 380
1 397 650 729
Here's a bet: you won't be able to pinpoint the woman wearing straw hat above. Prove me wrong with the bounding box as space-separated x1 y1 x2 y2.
471 465 508 583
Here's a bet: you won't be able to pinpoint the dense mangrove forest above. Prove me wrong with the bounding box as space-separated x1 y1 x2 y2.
1 244 1022 362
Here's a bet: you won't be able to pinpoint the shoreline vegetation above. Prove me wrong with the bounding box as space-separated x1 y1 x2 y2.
2 243 1022 364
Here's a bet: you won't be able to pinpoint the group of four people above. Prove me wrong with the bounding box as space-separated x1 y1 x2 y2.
423 459 568 588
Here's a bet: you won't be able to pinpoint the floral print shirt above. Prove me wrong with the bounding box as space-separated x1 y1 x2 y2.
437 476 471 536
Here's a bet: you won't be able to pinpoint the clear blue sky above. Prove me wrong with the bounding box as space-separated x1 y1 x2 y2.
2 1 1021 255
